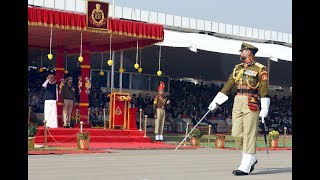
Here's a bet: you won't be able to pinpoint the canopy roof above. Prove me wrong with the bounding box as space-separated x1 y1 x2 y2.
28 6 164 52
157 30 292 62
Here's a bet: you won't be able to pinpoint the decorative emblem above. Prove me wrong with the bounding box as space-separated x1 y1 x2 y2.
85 77 91 95
89 3 107 27
261 73 268 81
116 95 132 101
115 106 122 115
59 78 64 95
78 75 82 94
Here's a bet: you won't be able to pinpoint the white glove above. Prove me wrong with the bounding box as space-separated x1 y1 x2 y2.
42 79 50 88
208 92 228 111
259 97 270 118
208 102 218 111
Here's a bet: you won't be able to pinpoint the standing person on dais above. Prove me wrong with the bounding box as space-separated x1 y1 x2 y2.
61 77 76 128
42 74 58 128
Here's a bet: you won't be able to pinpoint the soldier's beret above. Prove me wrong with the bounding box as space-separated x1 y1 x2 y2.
239 42 258 54
158 81 165 91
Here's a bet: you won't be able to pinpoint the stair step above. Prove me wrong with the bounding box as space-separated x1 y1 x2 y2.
37 128 145 136
35 127 151 143
35 135 152 143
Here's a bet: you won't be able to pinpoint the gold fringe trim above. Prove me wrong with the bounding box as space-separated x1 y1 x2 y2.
80 65 91 69
28 21 86 31
79 103 89 106
28 22 164 41
110 30 164 41
107 92 130 97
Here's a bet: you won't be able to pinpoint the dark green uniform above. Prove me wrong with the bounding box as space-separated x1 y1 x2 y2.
221 60 269 153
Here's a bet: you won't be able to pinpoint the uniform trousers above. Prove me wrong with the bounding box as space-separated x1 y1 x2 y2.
63 99 74 127
154 108 165 135
231 95 259 154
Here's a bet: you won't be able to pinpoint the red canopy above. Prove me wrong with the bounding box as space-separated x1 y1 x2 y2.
28 6 164 52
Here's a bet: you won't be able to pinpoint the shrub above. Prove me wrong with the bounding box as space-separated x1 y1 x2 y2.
77 131 90 140
190 127 205 139
28 122 38 137
215 134 226 139
268 130 279 140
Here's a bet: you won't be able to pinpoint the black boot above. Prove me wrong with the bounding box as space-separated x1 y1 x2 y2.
250 160 258 173
232 170 248 176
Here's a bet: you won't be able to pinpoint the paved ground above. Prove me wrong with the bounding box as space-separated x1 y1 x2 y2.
28 148 292 180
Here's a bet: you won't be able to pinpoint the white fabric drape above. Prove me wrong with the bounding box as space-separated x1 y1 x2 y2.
157 30 292 62
44 100 58 128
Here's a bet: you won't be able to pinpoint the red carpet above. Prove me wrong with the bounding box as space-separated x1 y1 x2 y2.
32 127 199 154
35 127 153 143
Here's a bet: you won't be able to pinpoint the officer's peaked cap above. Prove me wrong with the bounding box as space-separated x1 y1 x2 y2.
239 42 258 54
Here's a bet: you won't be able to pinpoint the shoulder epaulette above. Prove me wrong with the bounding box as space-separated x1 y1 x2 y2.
255 62 266 69
234 63 244 68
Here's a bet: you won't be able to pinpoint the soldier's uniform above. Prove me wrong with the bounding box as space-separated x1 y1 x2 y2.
61 77 76 128
153 81 170 141
208 42 271 176
221 56 269 153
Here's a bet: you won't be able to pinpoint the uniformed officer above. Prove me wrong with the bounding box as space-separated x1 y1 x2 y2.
208 42 270 176
61 77 76 128
153 81 170 141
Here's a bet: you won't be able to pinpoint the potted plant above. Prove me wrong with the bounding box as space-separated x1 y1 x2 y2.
28 122 38 149
77 131 90 150
70 116 77 127
189 127 205 146
268 130 280 148
214 134 226 148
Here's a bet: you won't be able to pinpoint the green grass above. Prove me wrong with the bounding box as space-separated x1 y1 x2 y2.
150 133 292 148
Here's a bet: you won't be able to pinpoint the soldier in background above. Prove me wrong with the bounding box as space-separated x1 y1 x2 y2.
153 81 170 141
61 77 76 128
208 42 270 176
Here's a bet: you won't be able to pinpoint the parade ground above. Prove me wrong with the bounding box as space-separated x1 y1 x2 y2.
27 2 292 180
28 147 292 180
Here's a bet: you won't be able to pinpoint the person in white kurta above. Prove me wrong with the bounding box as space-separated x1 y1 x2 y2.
42 74 58 128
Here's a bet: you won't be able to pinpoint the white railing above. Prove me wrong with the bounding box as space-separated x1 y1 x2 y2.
28 0 292 44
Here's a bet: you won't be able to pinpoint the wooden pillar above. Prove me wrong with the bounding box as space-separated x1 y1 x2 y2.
79 42 91 124
55 46 65 127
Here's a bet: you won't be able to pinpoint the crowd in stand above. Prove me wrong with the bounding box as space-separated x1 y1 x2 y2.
28 68 47 113
264 95 292 134
28 69 292 134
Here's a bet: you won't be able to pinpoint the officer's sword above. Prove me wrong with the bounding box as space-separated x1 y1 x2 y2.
174 108 215 151
261 116 269 154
